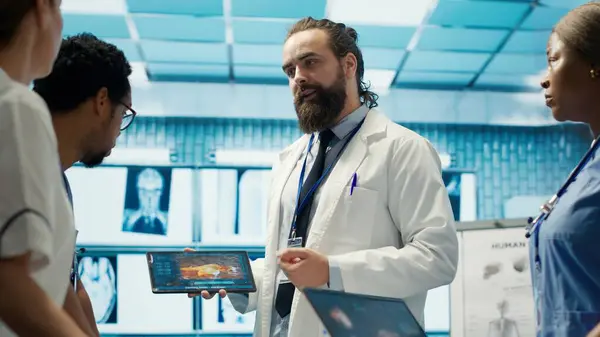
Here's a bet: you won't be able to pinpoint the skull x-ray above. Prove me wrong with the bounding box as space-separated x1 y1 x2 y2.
77 256 118 324
122 166 172 236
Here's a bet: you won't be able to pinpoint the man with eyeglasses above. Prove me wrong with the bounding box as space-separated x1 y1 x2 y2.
32 33 136 336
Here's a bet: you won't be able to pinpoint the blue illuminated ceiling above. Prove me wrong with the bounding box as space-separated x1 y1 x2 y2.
61 0 588 92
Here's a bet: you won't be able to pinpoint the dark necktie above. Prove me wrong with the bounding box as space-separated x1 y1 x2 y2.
275 129 335 318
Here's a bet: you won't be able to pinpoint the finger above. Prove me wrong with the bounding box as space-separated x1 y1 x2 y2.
587 323 600 337
201 290 214 299
218 289 227 298
279 248 310 262
184 248 196 252
278 256 301 266
280 260 300 273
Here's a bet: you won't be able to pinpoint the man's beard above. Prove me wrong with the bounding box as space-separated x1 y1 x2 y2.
294 73 347 134
80 151 109 168
79 120 114 168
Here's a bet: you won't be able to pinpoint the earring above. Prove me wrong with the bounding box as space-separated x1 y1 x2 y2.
591 69 599 79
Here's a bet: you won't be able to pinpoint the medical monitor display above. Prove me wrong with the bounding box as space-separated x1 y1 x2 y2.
65 166 193 245
122 166 172 236
84 254 194 334
198 169 271 246
201 295 256 333
443 171 477 221
77 255 118 324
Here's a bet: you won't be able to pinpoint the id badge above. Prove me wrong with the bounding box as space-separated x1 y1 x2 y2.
288 237 303 248
279 237 303 284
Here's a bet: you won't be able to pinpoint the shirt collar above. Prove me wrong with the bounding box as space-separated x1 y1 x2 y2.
328 104 369 140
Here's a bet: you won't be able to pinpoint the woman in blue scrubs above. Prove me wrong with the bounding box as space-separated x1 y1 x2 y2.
530 2 600 336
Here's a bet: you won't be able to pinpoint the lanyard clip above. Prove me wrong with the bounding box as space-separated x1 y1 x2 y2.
525 195 558 238
541 195 558 213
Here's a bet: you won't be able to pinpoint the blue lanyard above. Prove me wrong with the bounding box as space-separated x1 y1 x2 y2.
290 120 365 238
527 136 599 270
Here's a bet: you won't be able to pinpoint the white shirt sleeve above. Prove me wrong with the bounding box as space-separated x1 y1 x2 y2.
0 93 61 270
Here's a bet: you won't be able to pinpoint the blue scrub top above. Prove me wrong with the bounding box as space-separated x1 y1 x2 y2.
530 144 600 336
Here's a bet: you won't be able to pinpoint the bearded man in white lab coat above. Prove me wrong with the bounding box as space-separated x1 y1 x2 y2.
195 17 459 337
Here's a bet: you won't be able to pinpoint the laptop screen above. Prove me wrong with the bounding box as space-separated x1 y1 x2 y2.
304 289 426 337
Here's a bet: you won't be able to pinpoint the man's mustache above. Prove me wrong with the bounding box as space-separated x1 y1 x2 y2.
296 84 323 99
299 83 321 90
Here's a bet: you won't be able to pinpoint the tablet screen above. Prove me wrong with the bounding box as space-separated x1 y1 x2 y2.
146 251 256 293
304 289 426 337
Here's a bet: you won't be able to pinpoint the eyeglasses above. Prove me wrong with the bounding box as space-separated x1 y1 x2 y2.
119 102 137 131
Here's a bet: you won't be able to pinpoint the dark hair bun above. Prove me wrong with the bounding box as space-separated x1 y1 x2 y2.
555 2 600 63
345 27 358 42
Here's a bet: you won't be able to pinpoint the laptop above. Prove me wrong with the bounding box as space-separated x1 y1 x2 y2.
304 288 427 337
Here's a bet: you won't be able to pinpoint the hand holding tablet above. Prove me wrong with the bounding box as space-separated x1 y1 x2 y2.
182 249 227 299
146 249 256 295
192 288 227 299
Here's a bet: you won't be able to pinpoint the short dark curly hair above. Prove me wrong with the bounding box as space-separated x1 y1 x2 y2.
33 33 132 114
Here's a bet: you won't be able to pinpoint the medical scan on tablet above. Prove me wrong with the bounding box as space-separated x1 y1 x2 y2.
146 251 256 294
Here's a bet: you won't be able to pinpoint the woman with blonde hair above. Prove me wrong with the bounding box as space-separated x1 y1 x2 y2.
528 1 600 336
0 1 90 336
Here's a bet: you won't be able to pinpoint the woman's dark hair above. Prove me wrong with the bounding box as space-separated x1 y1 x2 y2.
0 1 38 48
554 2 600 65
287 17 379 109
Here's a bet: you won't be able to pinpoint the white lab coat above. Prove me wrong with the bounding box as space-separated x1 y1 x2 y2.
237 109 458 337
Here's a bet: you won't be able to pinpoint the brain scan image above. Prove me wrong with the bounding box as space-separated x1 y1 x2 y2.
78 256 118 324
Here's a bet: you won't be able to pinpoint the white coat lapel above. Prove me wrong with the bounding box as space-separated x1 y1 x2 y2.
268 137 309 206
305 110 387 248
259 135 309 336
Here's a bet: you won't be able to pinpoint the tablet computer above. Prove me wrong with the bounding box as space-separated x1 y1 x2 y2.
304 288 427 337
146 251 256 294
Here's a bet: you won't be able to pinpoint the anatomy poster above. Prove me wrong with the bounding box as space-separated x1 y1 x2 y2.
459 228 535 337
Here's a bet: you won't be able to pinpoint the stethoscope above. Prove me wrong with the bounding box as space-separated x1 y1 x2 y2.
525 135 600 238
